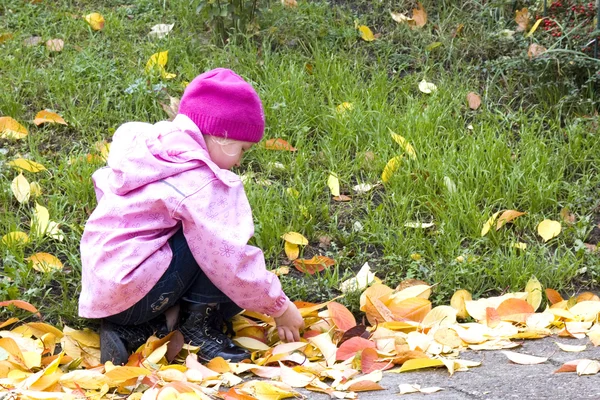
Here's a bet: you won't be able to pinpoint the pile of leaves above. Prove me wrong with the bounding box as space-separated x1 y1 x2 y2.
2 272 600 399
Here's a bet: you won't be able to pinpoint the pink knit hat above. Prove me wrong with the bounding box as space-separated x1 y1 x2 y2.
178 68 265 143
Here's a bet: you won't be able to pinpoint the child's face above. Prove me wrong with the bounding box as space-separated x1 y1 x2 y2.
204 136 254 170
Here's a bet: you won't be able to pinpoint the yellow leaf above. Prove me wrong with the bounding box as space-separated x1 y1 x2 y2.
418 79 437 94
358 25 375 41
8 158 47 172
450 289 472 319
308 332 337 367
23 351 41 369
27 252 63 272
327 173 340 197
0 116 28 139
68 329 100 347
284 242 299 261
33 110 67 126
233 337 271 351
381 156 402 183
421 305 457 328
481 211 501 236
11 173 31 203
389 130 416 159
526 18 544 37
1 231 29 246
94 141 110 161
280 232 308 245
537 219 561 242
104 366 151 382
145 51 175 79
501 350 547 364
336 102 354 114
396 358 444 372
238 380 300 400
525 276 542 311
29 182 42 198
31 203 50 237
83 13 105 31
59 370 109 389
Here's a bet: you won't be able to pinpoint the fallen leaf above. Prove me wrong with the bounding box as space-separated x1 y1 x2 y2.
358 25 375 41
340 262 376 293
8 158 46 172
526 18 544 37
284 242 299 261
333 194 352 202
327 173 340 197
1 231 30 246
576 292 600 302
554 359 581 373
390 12 414 25
537 219 561 242
0 116 28 139
83 13 105 31
159 96 180 121
0 32 13 43
327 302 356 331
398 383 443 394
381 156 402 183
45 38 64 52
528 43 546 59
292 255 335 274
149 23 174 38
577 359 600 375
412 3 427 28
0 300 41 317
559 208 576 224
466 92 481 110
404 222 434 229
281 0 298 7
264 138 297 151
546 288 563 305
389 130 416 159
496 210 526 230
418 79 437 94
450 289 472 319
145 51 176 79
525 276 543 312
11 173 31 203
33 110 67 126
360 348 393 373
27 253 64 272
281 232 308 245
481 211 501 236
501 350 547 364
515 8 530 32
555 342 586 352
396 358 444 372
336 102 354 114
346 380 385 392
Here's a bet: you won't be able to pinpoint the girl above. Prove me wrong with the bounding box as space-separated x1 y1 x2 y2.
79 68 304 365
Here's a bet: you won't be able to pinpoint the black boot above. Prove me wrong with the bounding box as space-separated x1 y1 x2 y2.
178 302 250 363
100 317 168 365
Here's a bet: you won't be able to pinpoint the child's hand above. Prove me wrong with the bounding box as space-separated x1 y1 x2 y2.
274 301 304 342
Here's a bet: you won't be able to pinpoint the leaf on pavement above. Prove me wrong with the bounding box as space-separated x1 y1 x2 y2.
501 350 547 364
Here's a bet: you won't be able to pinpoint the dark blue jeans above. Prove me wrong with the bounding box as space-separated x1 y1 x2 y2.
105 229 241 326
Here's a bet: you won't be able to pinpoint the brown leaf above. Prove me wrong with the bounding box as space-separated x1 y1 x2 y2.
560 207 576 224
466 92 481 110
339 324 370 345
515 8 530 32
45 38 64 52
333 194 352 202
0 33 13 43
528 43 546 59
292 255 335 274
412 2 427 28
452 23 464 37
265 138 297 151
159 96 180 121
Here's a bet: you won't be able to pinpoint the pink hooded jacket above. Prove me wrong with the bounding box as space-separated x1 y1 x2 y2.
78 114 289 319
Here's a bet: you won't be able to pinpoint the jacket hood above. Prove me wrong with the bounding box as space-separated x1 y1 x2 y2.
106 114 237 195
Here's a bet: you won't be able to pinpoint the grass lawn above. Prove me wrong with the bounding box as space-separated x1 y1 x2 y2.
1 0 599 327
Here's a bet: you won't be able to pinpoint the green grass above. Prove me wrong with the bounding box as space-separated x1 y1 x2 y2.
1 0 599 326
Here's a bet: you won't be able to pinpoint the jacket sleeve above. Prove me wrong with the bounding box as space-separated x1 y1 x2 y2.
175 178 289 317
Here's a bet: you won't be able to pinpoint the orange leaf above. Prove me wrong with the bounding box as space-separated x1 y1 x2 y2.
360 347 393 373
292 255 335 274
387 297 431 323
33 110 67 126
223 388 257 400
485 307 501 328
336 337 376 361
496 298 534 323
346 379 385 392
515 8 530 32
265 138 297 151
367 297 395 324
392 350 429 365
0 116 28 139
546 288 563 305
554 360 581 373
466 92 481 110
496 210 526 230
0 300 41 317
327 302 356 331
412 2 427 27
